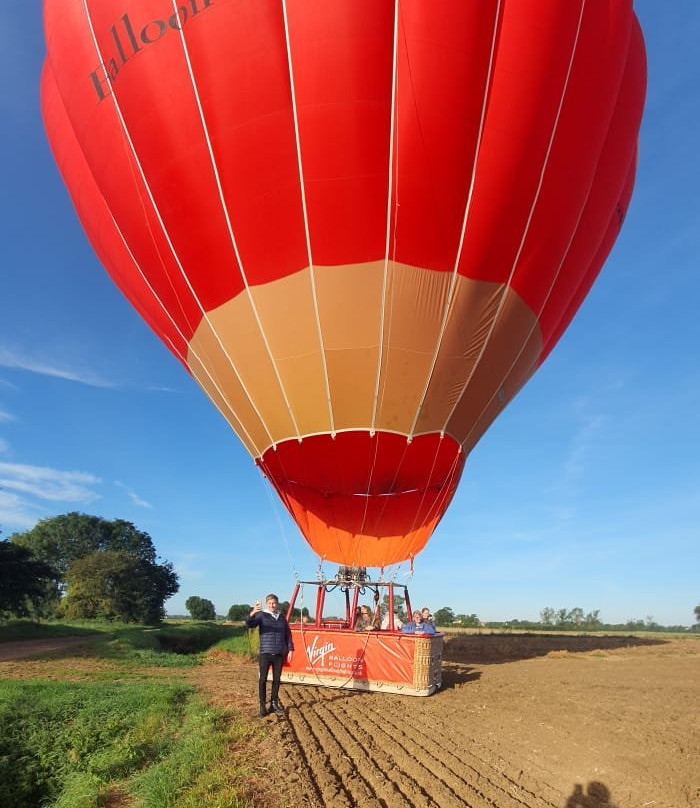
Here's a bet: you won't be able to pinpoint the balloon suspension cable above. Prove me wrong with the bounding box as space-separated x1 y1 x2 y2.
258 467 299 580
315 558 326 582
387 564 401 584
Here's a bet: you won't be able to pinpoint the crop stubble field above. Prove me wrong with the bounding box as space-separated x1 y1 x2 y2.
197 633 699 808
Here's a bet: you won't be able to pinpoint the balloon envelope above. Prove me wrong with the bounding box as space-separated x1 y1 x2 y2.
42 0 646 567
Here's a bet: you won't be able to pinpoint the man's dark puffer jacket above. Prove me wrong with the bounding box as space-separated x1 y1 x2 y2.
246 611 294 655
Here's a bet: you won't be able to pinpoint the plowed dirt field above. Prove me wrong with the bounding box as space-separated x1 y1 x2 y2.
196 633 699 808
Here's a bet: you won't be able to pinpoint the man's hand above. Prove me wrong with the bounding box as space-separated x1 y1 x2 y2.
250 600 262 616
287 650 293 663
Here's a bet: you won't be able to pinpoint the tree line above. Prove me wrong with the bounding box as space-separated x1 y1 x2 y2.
1 513 178 624
430 605 698 633
183 598 309 622
185 596 699 632
4 516 697 632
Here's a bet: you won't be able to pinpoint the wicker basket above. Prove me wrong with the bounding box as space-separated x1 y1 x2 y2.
411 634 443 692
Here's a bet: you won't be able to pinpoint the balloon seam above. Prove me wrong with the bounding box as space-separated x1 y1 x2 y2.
106 209 262 455
407 0 503 440
441 0 588 436
460 29 633 452
357 0 400 543
80 0 276 451
370 0 401 436
169 0 302 445
281 0 336 439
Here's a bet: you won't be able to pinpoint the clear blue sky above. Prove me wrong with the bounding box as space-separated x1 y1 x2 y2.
1 3 697 626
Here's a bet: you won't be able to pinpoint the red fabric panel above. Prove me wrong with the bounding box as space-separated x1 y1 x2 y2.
44 0 208 339
506 2 635 312
390 0 502 273
285 0 394 265
258 431 464 567
149 0 309 288
537 19 647 353
453 0 641 304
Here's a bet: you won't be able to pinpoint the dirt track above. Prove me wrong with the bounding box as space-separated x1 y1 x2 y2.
197 634 700 808
0 635 101 662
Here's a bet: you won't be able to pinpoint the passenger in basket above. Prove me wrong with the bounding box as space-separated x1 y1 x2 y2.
355 604 380 631
381 610 404 630
401 610 437 635
246 594 294 717
421 607 434 625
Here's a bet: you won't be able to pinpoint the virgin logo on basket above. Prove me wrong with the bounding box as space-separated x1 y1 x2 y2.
306 637 336 667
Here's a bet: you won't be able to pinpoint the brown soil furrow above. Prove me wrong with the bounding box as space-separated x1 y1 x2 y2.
284 685 507 808
273 706 327 808
314 697 451 808
356 696 559 808
343 694 534 808
284 691 383 808
395 689 563 796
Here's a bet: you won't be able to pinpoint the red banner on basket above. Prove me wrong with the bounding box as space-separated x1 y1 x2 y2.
287 628 415 684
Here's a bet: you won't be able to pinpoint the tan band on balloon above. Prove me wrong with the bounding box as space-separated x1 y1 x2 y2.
187 262 542 456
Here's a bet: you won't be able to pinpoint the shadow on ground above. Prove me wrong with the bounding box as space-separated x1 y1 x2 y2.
564 780 620 807
439 663 482 690
443 633 666 665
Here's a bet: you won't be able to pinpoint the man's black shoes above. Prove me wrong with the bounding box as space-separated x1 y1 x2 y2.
269 701 285 716
258 703 268 717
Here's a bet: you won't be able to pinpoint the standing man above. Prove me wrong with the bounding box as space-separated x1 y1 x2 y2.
246 594 294 717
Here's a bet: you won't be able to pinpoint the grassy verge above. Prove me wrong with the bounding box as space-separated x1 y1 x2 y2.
0 619 113 642
93 623 253 668
0 622 259 807
0 619 254 667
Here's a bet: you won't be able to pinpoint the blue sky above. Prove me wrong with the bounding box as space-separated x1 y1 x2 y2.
1 3 698 625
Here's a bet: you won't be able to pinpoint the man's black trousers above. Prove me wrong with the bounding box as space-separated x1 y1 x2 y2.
259 652 284 704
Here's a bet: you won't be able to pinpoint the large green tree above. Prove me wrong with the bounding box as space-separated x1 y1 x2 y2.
11 513 178 621
11 512 157 578
433 606 455 627
62 551 178 623
185 596 216 621
227 603 253 621
0 541 58 617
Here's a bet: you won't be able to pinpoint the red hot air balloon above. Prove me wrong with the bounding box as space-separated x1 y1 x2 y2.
42 0 646 570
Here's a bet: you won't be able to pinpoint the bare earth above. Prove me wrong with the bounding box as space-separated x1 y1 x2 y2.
1 633 697 808
195 634 699 808
0 635 102 662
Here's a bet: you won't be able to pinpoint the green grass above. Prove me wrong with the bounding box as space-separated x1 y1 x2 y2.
0 621 260 807
210 627 258 658
0 619 254 668
129 699 256 808
0 621 259 808
0 678 255 808
93 623 253 668
0 618 114 642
